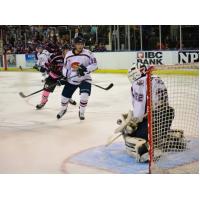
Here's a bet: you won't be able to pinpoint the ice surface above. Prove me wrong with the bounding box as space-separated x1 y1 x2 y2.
0 72 130 173
0 72 198 173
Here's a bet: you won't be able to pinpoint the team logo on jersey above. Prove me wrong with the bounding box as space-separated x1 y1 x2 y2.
71 62 80 71
136 79 144 86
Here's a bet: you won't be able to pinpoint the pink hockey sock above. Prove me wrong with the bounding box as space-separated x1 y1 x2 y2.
41 90 50 104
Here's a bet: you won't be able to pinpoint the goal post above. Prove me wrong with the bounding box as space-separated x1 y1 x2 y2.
146 66 153 174
146 63 199 174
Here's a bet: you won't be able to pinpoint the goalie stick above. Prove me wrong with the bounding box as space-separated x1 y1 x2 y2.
105 132 123 147
105 110 132 147
105 112 147 147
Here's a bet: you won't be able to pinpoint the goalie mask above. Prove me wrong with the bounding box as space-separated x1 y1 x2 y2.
139 64 147 75
128 63 147 83
128 63 141 83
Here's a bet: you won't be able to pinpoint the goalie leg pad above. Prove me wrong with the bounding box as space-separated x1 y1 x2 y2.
123 136 148 162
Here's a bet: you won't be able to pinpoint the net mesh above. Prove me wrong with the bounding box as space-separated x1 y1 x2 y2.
147 63 199 173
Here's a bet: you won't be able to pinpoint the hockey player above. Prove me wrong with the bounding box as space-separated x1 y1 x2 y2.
36 44 76 109
118 64 178 162
34 44 51 82
56 36 98 120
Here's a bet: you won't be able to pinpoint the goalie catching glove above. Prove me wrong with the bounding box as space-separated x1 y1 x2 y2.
115 111 144 135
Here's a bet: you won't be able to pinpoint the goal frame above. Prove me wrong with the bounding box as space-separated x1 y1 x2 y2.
146 64 199 174
146 66 153 174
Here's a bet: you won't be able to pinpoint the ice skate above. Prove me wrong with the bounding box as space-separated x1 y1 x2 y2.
36 103 46 110
57 109 67 119
69 99 77 105
79 111 85 120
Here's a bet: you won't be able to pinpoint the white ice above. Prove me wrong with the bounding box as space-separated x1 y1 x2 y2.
0 72 131 173
0 72 198 173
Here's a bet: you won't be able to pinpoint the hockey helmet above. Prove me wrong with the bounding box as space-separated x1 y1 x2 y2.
36 44 43 49
74 36 85 44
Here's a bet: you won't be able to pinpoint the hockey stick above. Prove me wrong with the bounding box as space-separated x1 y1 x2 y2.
19 76 113 98
18 74 78 98
19 88 46 98
91 83 114 90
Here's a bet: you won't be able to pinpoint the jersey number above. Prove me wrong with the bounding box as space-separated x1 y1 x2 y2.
133 92 144 102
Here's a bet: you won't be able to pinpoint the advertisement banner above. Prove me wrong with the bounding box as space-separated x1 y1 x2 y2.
136 51 163 65
25 54 36 68
6 54 16 67
135 51 178 66
178 50 199 64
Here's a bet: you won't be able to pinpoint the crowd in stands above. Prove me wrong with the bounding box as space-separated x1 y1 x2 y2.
0 25 198 54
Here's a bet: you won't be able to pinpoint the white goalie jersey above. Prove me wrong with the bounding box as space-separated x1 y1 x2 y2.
131 75 168 119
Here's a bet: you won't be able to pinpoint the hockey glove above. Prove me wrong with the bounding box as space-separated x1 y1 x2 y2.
77 65 87 76
40 66 47 73
57 78 67 86
33 65 40 71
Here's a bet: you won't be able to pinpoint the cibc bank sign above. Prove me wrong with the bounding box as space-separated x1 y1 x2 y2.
137 51 163 65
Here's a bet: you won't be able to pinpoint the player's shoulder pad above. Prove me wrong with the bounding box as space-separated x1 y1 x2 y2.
65 50 73 59
82 49 93 56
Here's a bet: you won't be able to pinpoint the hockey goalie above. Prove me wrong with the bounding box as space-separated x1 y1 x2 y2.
116 64 187 162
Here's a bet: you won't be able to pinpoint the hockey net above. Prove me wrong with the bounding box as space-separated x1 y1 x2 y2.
146 63 199 174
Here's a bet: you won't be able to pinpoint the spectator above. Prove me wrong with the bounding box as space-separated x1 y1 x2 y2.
156 42 165 50
93 42 107 52
74 28 83 39
148 31 158 50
